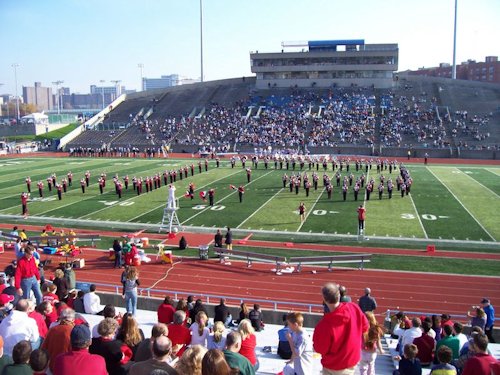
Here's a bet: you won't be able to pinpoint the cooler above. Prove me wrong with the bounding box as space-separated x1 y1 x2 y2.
199 245 209 260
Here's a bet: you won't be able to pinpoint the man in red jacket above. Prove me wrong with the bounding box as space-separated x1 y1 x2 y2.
313 283 368 374
462 332 498 375
15 245 43 304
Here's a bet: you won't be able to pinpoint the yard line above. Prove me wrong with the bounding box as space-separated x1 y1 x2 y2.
427 167 496 241
408 191 428 239
458 168 500 198
126 169 242 222
182 170 274 224
237 188 284 229
486 168 500 177
297 188 325 232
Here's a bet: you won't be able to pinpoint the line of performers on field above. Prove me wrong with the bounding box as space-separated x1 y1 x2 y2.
282 166 413 201
184 183 246 205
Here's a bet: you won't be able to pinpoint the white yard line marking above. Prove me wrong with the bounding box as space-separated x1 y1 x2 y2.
297 188 325 232
237 188 284 229
182 170 274 224
408 192 428 239
457 168 500 199
427 167 496 241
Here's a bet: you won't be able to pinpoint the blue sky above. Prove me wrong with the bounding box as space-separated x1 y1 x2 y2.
0 0 498 94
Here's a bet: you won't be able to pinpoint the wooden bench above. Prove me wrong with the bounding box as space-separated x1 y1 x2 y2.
214 248 287 274
289 253 372 272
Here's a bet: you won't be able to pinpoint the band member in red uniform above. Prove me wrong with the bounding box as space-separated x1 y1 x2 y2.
62 178 68 193
357 205 366 233
21 192 29 218
342 184 348 201
116 181 123 199
387 179 393 199
25 177 31 193
208 188 215 206
205 159 209 172
238 185 245 203
124 175 129 190
80 178 86 193
37 180 44 198
378 183 384 200
313 173 319 190
148 176 153 192
188 182 195 200
100 172 106 187
282 174 288 188
56 183 63 200
198 161 202 174
51 173 57 186
85 171 90 187
298 202 306 222
98 177 104 194
216 157 220 168
47 177 52 192
137 178 143 195
190 164 195 176
365 183 372 201
246 168 252 183
305 181 311 197
145 177 150 193
354 183 360 201
67 171 73 186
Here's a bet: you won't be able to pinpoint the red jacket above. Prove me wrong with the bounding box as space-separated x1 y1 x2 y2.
313 302 369 371
15 255 40 289
239 334 257 365
167 323 191 357
53 349 107 375
29 311 48 339
157 303 176 324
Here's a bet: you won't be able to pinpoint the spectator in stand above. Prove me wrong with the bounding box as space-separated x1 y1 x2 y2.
313 282 369 374
53 324 107 375
277 315 292 360
394 317 423 354
453 323 467 352
83 284 104 315
72 291 85 314
430 346 457 374
359 287 377 313
436 325 460 362
202 349 232 375
281 312 313 375
431 315 442 342
207 321 227 351
64 263 76 291
467 306 487 332
175 299 190 326
135 323 169 362
396 343 422 375
122 266 140 316
238 302 249 324
481 298 495 343
29 348 49 375
248 304 263 332
339 285 352 302
223 331 255 375
441 314 454 330
41 307 75 373
2 340 32 375
461 332 497 375
0 299 40 357
128 335 177 375
413 320 436 367
0 294 14 324
90 317 132 375
175 344 207 375
190 311 209 347
53 269 68 302
214 298 232 327
158 296 176 325
167 311 191 358
238 319 258 371
26 301 47 343
15 245 43 305
0 335 13 372
190 299 208 320
116 313 145 361
359 311 385 375
91 304 121 338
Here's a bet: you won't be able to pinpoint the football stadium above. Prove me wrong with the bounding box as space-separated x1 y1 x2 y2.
0 2 499 374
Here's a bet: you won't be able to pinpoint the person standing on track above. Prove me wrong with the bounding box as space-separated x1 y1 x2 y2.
357 205 366 234
225 227 233 251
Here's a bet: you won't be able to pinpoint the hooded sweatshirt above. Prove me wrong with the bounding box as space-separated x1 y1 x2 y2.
313 302 369 371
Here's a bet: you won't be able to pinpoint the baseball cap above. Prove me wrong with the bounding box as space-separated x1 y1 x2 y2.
70 324 91 348
0 294 14 306
481 298 490 304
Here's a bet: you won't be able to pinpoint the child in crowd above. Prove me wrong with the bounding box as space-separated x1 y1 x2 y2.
430 346 457 375
395 344 422 375
282 312 313 375
30 348 49 375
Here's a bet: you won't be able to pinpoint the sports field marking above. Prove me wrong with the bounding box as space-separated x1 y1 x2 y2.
237 188 284 229
408 192 428 239
181 170 274 224
126 169 242 222
297 187 326 232
427 167 496 242
457 168 500 199
486 168 500 177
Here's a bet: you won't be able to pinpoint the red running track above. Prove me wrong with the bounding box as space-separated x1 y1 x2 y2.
3 248 497 319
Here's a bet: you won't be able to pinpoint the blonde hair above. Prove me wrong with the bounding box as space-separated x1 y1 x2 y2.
238 319 255 340
54 269 64 279
175 345 207 375
98 318 119 337
364 311 385 349
212 321 225 343
195 311 208 336
126 266 138 280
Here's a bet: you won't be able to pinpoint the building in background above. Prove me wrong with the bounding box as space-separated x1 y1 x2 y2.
23 82 53 111
143 74 180 90
407 56 500 84
250 39 399 89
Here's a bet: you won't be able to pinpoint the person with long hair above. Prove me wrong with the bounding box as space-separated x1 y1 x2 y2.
176 298 190 325
359 311 385 375
467 306 487 332
190 311 210 347
175 344 207 375
202 349 234 375
116 313 145 361
238 319 259 371
238 302 249 324
122 266 140 316
208 321 227 351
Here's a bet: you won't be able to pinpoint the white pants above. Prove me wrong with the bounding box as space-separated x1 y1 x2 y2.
358 350 377 375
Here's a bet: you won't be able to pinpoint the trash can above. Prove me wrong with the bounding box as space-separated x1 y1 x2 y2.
199 245 209 260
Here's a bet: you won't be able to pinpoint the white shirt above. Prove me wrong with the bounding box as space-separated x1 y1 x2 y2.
190 322 209 347
394 324 422 348
83 291 103 314
456 332 468 351
0 310 40 356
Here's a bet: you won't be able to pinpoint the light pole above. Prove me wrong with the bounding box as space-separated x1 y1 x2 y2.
52 80 64 116
452 0 458 79
137 63 144 91
199 0 204 82
11 63 20 121
99 80 106 109
0 83 3 117
111 80 121 100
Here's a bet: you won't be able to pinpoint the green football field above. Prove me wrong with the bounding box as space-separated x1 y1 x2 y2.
0 157 499 244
